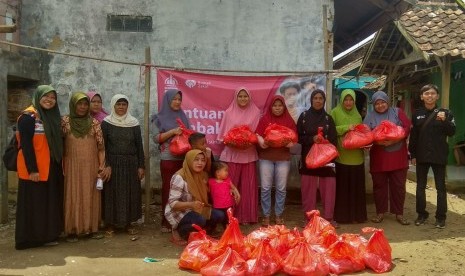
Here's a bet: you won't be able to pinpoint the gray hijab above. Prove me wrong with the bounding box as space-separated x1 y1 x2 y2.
152 89 190 132
363 91 402 152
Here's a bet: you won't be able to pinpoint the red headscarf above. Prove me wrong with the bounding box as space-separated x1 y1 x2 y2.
256 95 297 136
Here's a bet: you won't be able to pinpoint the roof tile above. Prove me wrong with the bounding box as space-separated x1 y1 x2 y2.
398 4 465 57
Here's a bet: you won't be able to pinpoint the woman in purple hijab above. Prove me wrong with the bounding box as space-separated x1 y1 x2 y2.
86 91 109 122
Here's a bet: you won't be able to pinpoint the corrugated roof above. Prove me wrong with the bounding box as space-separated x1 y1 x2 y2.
397 3 465 59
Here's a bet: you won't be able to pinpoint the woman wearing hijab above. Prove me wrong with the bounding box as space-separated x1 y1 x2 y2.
15 85 64 250
363 91 411 225
86 90 109 227
62 92 109 242
297 89 338 227
101 94 145 235
217 88 261 224
86 91 109 122
165 149 224 244
152 89 191 233
330 89 367 224
256 95 297 226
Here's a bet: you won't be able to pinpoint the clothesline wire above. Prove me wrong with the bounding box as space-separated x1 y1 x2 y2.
0 40 336 75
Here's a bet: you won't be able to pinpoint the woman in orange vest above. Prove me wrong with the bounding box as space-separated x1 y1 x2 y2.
15 85 64 250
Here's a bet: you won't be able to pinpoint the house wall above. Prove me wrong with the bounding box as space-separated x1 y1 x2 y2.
18 0 334 188
20 0 333 114
0 0 21 51
0 51 41 222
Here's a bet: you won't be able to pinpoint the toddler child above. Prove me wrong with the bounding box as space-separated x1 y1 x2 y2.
208 161 240 227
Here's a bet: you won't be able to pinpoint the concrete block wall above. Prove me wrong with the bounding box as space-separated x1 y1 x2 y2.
18 0 334 189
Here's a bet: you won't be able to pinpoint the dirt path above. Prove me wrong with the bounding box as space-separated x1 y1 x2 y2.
1 180 465 276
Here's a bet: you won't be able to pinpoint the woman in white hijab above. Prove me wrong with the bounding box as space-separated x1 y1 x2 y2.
101 94 145 235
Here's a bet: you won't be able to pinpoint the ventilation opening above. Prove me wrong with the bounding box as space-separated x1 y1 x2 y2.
107 15 152 32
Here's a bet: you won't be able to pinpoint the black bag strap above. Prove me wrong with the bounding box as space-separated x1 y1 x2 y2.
10 126 20 149
420 109 438 134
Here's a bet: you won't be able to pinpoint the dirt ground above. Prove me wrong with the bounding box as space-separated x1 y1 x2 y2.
0 180 465 276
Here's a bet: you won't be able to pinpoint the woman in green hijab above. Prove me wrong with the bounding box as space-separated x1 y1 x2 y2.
62 92 109 242
330 89 367 224
15 85 64 250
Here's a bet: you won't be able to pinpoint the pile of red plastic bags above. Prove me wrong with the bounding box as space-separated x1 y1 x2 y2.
178 209 392 275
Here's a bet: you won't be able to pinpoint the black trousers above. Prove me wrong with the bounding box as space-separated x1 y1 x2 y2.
415 163 447 220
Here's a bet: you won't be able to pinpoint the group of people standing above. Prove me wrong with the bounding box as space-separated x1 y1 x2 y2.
14 82 456 249
155 83 456 243
15 86 144 250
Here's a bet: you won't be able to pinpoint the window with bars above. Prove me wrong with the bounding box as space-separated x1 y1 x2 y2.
107 15 152 32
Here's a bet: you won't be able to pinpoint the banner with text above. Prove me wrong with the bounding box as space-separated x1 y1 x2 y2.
156 69 325 155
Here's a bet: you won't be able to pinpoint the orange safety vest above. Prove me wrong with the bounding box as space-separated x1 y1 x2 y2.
16 106 51 181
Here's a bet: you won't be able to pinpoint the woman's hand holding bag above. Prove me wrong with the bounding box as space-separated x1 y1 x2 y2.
372 120 405 142
342 124 374 149
169 118 194 155
305 127 338 169
263 123 297 148
223 125 258 149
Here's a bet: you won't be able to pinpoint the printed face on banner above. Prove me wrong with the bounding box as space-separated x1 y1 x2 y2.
157 70 325 156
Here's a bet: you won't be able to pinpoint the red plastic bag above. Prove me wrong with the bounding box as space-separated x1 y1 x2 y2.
179 226 222 272
169 118 194 155
325 238 366 275
302 210 338 248
282 240 330 276
246 238 283 276
362 227 393 273
246 225 300 258
303 210 335 235
342 124 374 149
216 209 252 260
223 125 258 149
200 247 247 276
187 224 218 244
372 120 405 141
305 127 338 169
263 123 297 148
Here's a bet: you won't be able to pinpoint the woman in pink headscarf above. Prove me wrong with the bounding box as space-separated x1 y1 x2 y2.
217 88 261 224
86 91 109 122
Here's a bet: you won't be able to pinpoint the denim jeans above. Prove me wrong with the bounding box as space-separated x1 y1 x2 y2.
177 209 225 240
416 163 447 220
259 159 290 217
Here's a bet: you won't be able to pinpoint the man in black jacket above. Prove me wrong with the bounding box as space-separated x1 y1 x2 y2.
409 84 456 229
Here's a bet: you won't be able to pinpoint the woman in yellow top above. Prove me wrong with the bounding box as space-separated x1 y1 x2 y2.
330 89 367 224
15 85 64 250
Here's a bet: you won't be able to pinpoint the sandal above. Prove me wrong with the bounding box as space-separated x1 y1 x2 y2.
161 226 172 233
330 220 340 229
371 215 384 223
104 230 114 238
91 232 104 239
170 236 187 246
126 228 139 235
66 235 79 243
261 216 270 227
275 216 285 225
396 216 410 226
170 230 187 246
